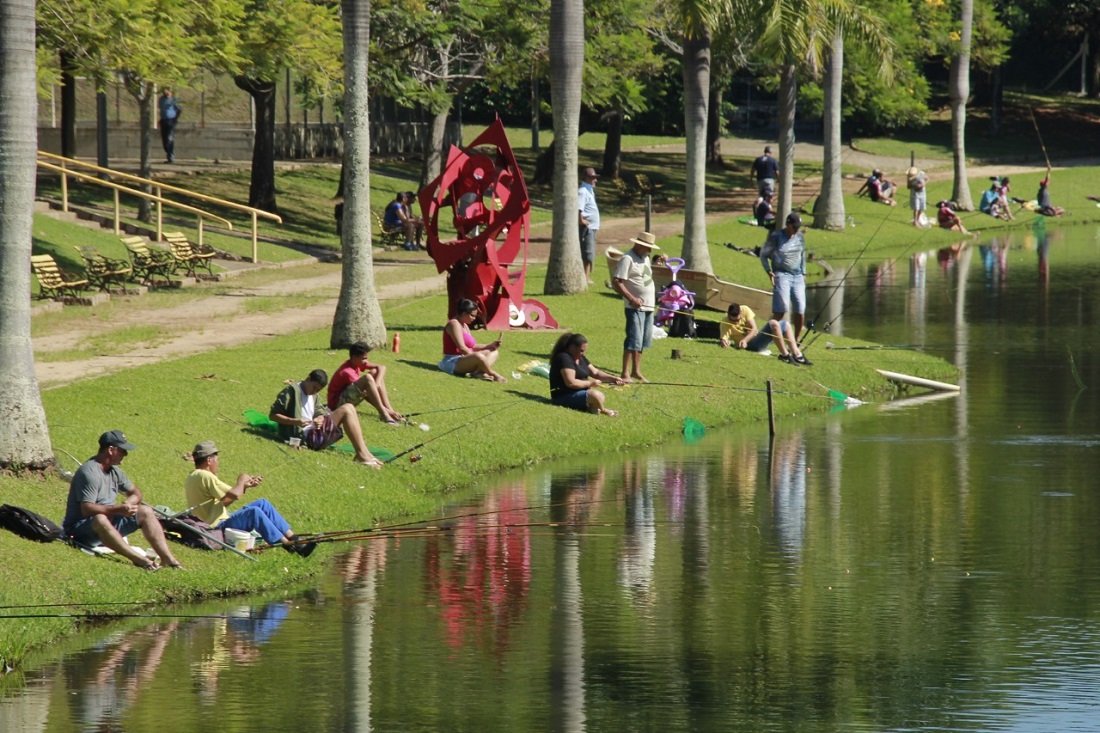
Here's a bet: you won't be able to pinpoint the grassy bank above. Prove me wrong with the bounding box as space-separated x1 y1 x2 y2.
1 269 955 669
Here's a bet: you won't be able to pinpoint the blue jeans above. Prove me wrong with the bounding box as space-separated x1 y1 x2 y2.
551 389 589 411
771 272 806 316
624 309 654 352
67 514 139 545
220 499 291 545
745 321 782 352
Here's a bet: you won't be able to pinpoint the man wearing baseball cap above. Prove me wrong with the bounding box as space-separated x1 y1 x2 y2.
62 430 183 570
759 212 811 356
612 230 660 382
577 166 601 283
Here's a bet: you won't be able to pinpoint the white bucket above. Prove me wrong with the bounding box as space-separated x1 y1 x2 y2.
222 527 255 551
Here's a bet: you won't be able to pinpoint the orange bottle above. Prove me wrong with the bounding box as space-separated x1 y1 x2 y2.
392 332 401 353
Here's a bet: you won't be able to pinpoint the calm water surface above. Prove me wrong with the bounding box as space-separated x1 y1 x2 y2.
4 223 1100 732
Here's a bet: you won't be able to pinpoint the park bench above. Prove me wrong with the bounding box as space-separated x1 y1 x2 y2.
163 231 216 278
374 211 404 249
31 254 90 300
74 245 133 292
121 235 176 284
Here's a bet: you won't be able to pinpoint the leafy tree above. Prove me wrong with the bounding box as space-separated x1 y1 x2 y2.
233 0 342 213
331 0 386 347
543 0 587 295
1 0 54 470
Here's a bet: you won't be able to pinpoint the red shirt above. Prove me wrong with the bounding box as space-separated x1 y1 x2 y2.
327 359 363 410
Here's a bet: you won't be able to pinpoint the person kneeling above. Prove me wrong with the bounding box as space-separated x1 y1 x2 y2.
720 304 810 365
185 441 316 557
269 369 383 467
549 332 623 416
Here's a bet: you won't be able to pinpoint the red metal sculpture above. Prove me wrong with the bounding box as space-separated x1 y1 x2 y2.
418 118 558 330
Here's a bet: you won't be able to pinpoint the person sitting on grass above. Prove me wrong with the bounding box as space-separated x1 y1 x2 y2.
549 332 623 416
719 303 811 365
185 440 316 557
1036 168 1064 217
439 298 506 382
753 188 776 229
327 341 403 424
61 430 183 571
858 170 896 206
937 200 969 233
269 369 383 467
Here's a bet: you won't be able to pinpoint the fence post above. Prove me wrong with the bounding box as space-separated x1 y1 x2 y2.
766 379 775 438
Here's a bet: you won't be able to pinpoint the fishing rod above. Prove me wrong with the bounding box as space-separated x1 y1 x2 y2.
385 401 516 464
1029 107 1052 169
800 205 902 351
401 398 516 420
147 499 258 562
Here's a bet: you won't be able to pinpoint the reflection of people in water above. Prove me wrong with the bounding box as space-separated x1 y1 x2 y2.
64 620 179 730
769 431 808 559
423 486 532 653
618 466 657 604
196 601 292 699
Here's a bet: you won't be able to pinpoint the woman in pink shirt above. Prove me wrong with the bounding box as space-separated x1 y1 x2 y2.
439 299 506 382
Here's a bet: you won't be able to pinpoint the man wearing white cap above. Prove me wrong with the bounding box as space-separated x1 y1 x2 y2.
612 231 660 382
577 167 601 283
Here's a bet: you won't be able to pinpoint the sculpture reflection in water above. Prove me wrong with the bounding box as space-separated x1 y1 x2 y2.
423 485 532 654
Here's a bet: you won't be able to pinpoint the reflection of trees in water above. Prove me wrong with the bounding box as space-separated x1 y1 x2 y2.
422 484 532 655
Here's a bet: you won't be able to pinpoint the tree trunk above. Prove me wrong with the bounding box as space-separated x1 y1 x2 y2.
706 81 722 165
681 31 713 274
60 51 76 158
419 107 449 189
530 71 540 152
0 0 55 470
136 83 153 222
601 108 622 180
776 62 798 224
989 65 1003 135
235 76 279 214
949 0 974 210
814 30 846 231
331 0 385 349
543 0 587 295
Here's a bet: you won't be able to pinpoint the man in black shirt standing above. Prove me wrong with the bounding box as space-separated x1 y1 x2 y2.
750 146 779 195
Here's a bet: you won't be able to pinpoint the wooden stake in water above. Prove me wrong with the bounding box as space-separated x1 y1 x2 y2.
766 379 775 438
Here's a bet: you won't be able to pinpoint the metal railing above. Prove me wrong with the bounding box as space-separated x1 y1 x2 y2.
36 152 283 262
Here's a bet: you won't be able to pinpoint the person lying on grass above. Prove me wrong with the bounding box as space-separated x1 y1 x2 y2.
61 430 183 570
328 341 404 424
269 368 383 467
719 303 811 365
185 440 316 557
549 332 623 416
439 298 506 382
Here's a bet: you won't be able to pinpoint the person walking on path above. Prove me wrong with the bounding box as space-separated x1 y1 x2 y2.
62 430 183 570
750 146 779 195
612 231 660 383
184 441 316 557
158 88 181 163
759 212 807 339
578 167 601 283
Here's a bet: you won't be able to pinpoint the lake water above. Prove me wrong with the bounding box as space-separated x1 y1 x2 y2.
4 222 1100 732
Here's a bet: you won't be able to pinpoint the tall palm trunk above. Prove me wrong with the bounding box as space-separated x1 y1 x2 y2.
235 76 279 215
776 61 797 224
950 0 974 210
814 29 846 231
0 0 54 469
544 0 586 295
331 0 386 348
682 30 713 274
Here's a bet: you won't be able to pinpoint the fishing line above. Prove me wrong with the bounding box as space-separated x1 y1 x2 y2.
401 399 516 420
385 401 516 464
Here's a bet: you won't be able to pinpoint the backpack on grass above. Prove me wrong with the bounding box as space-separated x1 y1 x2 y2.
0 504 63 542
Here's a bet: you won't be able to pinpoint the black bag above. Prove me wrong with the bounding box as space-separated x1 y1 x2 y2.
162 514 225 551
0 504 62 542
668 312 697 338
695 319 720 339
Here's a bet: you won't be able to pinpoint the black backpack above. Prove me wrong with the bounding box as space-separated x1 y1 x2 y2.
0 504 63 542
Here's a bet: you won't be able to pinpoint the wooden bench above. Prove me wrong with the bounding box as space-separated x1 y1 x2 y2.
74 245 133 292
163 231 216 278
31 254 90 300
121 235 176 284
374 212 404 249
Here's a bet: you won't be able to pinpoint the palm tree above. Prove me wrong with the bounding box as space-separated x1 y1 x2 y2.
331 0 387 348
0 0 55 470
543 0 587 295
950 0 974 210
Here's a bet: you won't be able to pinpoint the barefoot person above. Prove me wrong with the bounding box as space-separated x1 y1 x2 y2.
185 441 316 557
62 430 183 570
549 332 623 416
269 369 383 467
328 341 403 424
612 230 659 382
439 298 506 382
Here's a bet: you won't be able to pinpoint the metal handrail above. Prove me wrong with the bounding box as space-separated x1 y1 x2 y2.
37 151 283 262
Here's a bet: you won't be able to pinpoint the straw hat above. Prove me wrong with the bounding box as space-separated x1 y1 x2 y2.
629 231 660 250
